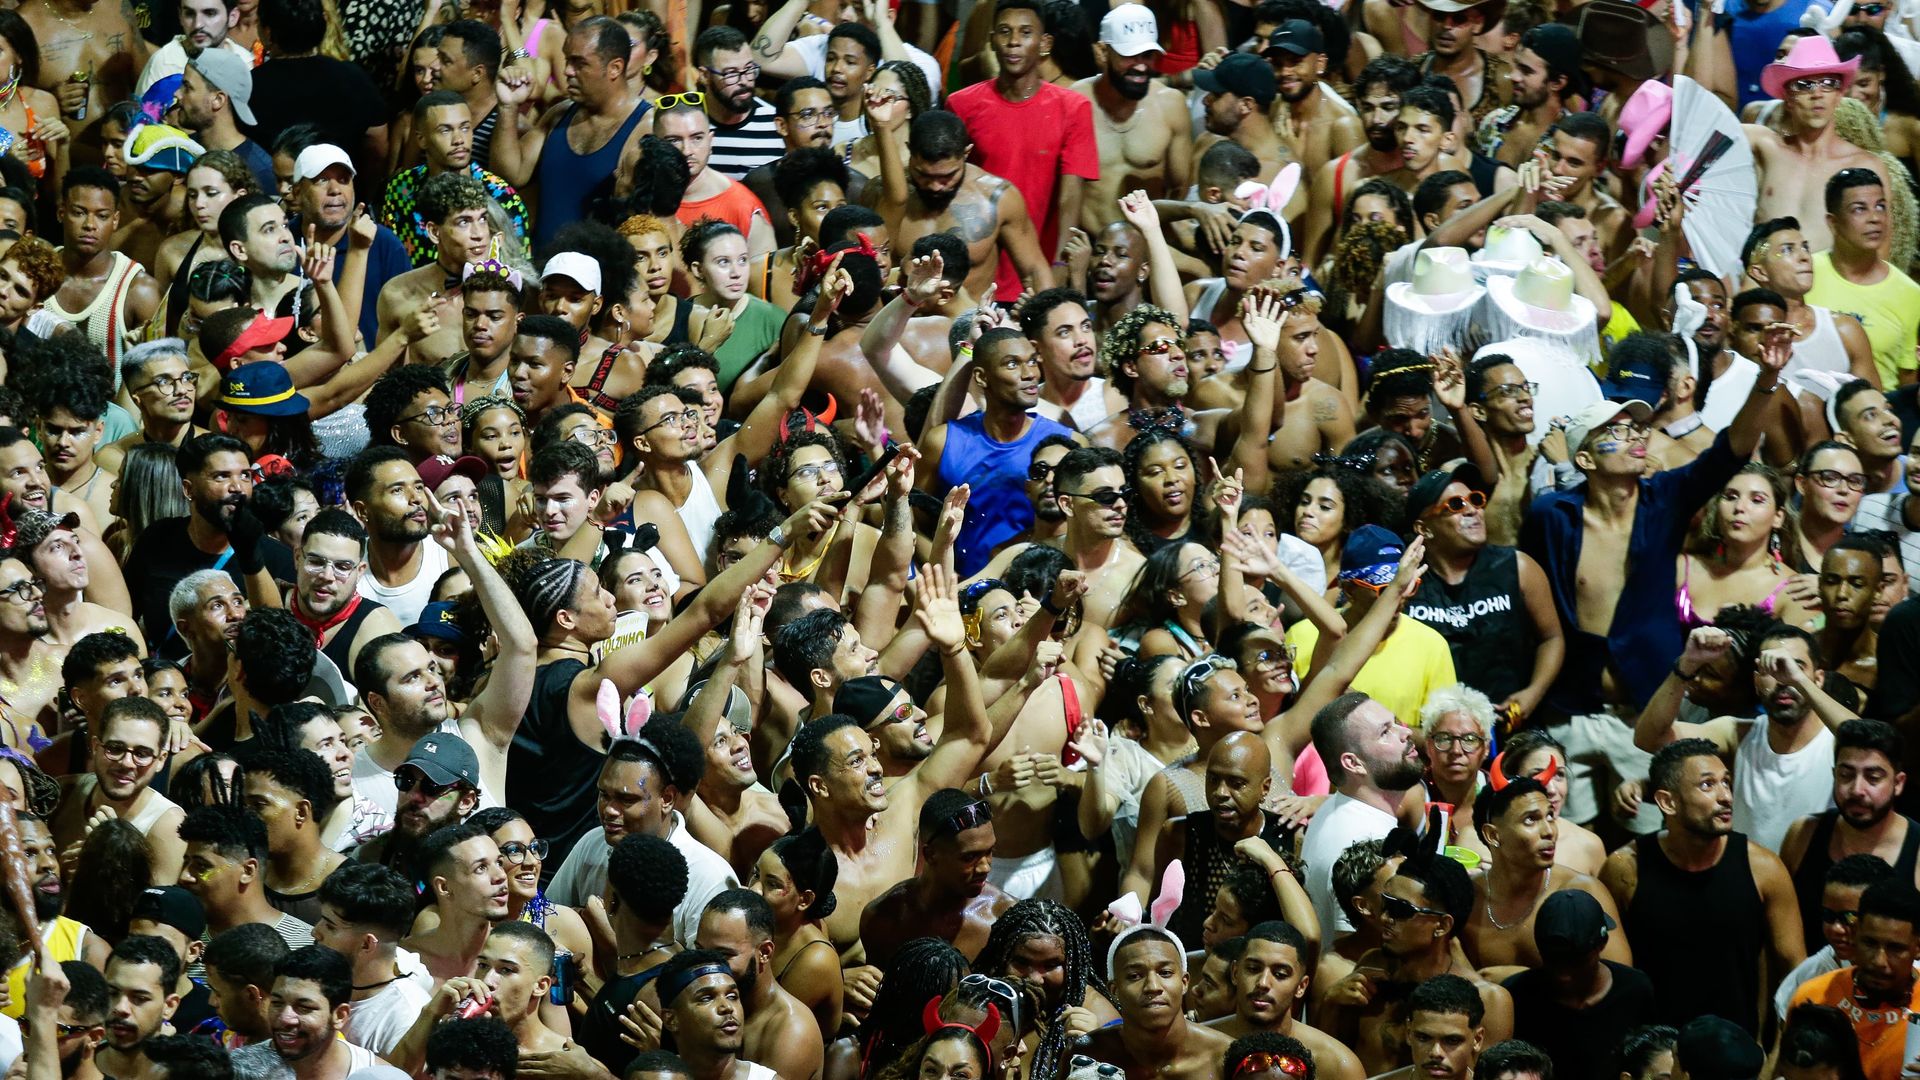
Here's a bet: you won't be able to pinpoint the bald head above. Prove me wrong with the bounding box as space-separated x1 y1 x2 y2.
1212 730 1271 775
1206 730 1273 828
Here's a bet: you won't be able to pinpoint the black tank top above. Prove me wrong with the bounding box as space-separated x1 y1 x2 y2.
511 659 608 880
1625 832 1767 1035
1405 545 1534 705
1168 809 1295 946
1790 810 1920 953
318 599 385 679
163 234 203 336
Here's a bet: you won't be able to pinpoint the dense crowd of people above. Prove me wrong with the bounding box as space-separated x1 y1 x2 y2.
0 0 1917 1076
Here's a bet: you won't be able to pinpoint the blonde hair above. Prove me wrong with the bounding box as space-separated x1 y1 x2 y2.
1418 684 1496 735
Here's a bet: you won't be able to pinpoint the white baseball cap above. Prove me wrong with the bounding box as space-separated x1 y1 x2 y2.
1099 3 1163 56
542 252 602 294
292 144 354 184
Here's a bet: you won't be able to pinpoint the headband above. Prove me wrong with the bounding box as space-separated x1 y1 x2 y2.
1488 748 1558 791
928 798 991 841
657 962 733 1009
463 258 524 291
1105 923 1187 982
797 231 878 294
921 997 1001 1046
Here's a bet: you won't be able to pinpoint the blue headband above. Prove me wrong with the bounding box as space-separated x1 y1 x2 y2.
658 963 733 1008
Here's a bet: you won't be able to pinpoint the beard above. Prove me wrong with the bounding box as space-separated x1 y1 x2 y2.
375 514 431 544
197 494 243 533
1369 756 1424 792
1843 797 1893 828
1281 81 1315 104
1162 377 1190 400
1109 70 1151 100
1036 499 1067 523
1366 126 1398 153
914 184 959 211
32 882 59 921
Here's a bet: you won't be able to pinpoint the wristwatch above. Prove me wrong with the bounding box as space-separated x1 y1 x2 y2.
768 524 792 549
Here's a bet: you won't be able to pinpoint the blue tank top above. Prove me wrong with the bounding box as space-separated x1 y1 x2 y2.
534 99 651 249
1727 0 1815 107
937 411 1074 576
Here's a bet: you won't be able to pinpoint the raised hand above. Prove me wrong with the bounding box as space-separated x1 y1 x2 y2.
1069 716 1108 767
1391 534 1427 595
1680 626 1733 673
1433 348 1465 413
423 487 475 554
782 492 849 543
348 204 377 251
1240 288 1286 354
854 386 891 454
1119 189 1162 233
1221 526 1277 578
496 64 535 107
902 251 950 308
865 84 909 127
1759 322 1795 378
810 256 853 326
406 308 442 343
591 480 636 526
302 223 336 282
1061 227 1091 282
914 562 966 649
934 484 970 551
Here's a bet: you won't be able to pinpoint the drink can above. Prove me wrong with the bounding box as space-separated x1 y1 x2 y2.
68 71 88 120
455 991 493 1020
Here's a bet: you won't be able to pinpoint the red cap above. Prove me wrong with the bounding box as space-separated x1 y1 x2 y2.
212 313 296 372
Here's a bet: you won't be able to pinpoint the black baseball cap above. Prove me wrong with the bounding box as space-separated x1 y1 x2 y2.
131 885 207 940
1193 52 1277 108
402 733 480 790
1265 19 1325 57
1533 889 1614 959
1405 461 1486 523
835 675 910 730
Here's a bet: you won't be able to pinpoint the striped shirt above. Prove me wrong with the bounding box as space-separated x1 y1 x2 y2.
708 97 785 180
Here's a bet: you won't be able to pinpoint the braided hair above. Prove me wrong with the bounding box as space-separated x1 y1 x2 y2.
971 899 1105 1080
858 938 968 1080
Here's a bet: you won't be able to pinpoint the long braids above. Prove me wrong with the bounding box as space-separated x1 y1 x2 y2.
858 938 969 1080
972 899 1106 1080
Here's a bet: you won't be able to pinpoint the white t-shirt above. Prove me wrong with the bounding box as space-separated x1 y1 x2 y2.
1732 718 1835 854
546 813 737 946
345 720 501 845
789 35 942 109
340 948 434 1056
355 543 450 626
1299 792 1398 938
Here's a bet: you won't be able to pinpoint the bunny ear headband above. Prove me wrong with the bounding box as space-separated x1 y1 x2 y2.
596 678 653 743
922 997 1002 1046
1232 162 1303 260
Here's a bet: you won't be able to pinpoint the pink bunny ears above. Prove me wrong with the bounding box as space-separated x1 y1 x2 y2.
595 679 653 743
1232 163 1302 260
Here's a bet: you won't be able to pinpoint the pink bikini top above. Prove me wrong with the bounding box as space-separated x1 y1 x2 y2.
1675 555 1792 629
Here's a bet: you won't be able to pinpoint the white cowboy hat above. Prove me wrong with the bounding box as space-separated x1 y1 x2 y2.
1383 247 1485 355
1469 225 1545 278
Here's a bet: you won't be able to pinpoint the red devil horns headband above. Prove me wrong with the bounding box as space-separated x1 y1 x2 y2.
922 997 1001 1046
1488 748 1557 791
796 231 878 293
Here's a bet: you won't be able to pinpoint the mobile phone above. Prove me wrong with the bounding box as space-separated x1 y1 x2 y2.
849 443 903 496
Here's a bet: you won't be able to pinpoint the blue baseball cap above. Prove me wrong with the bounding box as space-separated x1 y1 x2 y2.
1338 525 1404 587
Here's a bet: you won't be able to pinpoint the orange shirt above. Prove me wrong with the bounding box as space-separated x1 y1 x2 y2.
1790 966 1920 1080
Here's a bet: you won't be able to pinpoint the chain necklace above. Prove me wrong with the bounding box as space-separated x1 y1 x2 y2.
1484 867 1551 930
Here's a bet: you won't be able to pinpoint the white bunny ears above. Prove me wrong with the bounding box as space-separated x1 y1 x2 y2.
1232 162 1303 260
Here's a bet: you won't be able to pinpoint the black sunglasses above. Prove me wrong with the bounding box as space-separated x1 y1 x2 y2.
1060 487 1130 507
1379 893 1448 922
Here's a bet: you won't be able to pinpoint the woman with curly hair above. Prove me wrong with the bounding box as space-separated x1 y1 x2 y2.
1122 428 1210 553
847 61 932 183
970 899 1116 1080
1318 207 1410 337
1272 462 1395 600
63 817 151 947
1677 462 1814 629
858 937 969 1080
755 826 844 1041
873 1016 997 1080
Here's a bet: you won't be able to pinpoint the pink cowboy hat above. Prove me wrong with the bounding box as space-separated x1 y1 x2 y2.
1761 35 1860 100
1615 79 1671 170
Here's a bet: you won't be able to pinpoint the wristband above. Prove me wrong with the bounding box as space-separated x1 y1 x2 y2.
1041 594 1065 616
505 47 532 60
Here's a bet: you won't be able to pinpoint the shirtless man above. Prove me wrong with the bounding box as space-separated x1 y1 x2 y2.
1318 849 1514 1074
1263 20 1364 177
16 509 140 648
1461 777 1631 979
19 0 146 159
1259 286 1356 471
1207 920 1366 1080
867 107 1052 304
1196 54 1293 183
1081 928 1235 1080
696 890 824 1080
969 447 1143 631
375 172 493 366
1414 0 1510 129
787 565 998 969
1477 25 1581 169
1072 4 1193 236
0 556 65 746
1745 38 1892 254
1541 113 1630 261
859 788 1015 967
1303 56 1421 268
1365 976 1489 1080
685 661 791 880
1364 0 1431 58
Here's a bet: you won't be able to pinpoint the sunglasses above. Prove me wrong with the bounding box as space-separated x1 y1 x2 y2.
395 771 461 798
1424 490 1486 518
936 799 992 838
1821 907 1860 927
1236 1054 1311 1079
1858 2 1889 12
1139 336 1182 356
1378 893 1448 922
656 90 707 109
1028 460 1057 482
863 699 916 732
1786 75 1844 93
1061 487 1130 507
1176 656 1225 718
960 973 1023 1029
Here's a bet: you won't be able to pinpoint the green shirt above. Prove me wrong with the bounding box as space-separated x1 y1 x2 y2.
713 296 788 391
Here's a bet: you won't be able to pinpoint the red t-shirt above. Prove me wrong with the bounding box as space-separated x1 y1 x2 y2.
676 178 770 237
945 79 1100 301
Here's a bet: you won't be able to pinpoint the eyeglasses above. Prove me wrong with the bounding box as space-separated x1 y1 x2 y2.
568 426 616 448
1424 491 1486 518
499 839 550 865
783 106 834 124
1235 1054 1311 1079
790 461 843 484
702 62 759 84
0 578 42 605
1590 421 1650 446
656 91 706 110
1787 75 1845 94
1428 732 1486 752
1821 907 1860 926
1481 381 1538 402
1061 487 1130 507
395 771 461 798
138 371 195 395
1180 555 1221 581
1808 469 1868 493
101 741 163 767
1139 336 1182 356
301 553 360 579
1378 893 1449 922
400 404 459 427
638 407 700 437
1857 2 1889 13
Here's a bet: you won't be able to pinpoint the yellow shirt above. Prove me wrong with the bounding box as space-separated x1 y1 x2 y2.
4 917 88 1019
1807 251 1920 388
1284 614 1458 728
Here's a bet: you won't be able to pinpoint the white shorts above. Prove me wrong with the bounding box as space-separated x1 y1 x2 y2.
988 844 1062 902
1552 708 1660 834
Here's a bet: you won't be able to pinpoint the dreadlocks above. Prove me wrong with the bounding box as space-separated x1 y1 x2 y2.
972 899 1106 1080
